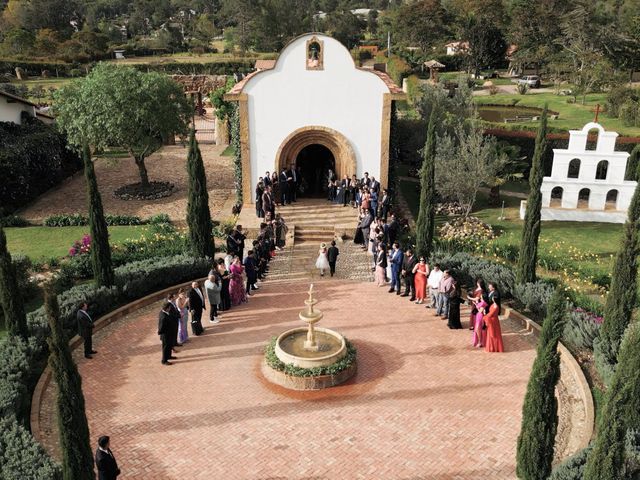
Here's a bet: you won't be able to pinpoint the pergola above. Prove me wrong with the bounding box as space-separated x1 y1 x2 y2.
424 60 445 83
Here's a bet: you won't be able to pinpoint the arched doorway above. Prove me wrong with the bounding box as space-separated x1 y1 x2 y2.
296 144 335 197
274 126 357 198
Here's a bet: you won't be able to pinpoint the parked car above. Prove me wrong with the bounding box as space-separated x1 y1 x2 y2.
517 75 541 88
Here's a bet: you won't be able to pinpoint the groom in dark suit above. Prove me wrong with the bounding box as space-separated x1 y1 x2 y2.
327 241 340 277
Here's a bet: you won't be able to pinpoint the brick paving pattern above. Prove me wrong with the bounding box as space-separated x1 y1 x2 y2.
39 278 536 479
19 144 234 223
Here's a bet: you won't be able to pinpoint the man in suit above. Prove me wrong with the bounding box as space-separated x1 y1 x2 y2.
244 250 258 294
158 302 175 365
288 164 297 202
166 293 181 349
369 176 380 193
358 210 373 250
233 225 246 260
387 214 399 246
327 241 340 277
77 302 97 359
380 189 392 221
262 185 273 218
95 435 120 480
263 171 272 187
279 168 290 205
401 248 418 301
361 172 371 188
388 242 404 294
188 281 205 336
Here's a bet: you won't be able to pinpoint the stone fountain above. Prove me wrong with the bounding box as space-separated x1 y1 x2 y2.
263 284 356 390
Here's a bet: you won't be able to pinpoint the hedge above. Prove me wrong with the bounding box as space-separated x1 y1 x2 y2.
0 116 82 215
0 59 80 77
0 417 62 480
0 253 212 474
43 214 142 227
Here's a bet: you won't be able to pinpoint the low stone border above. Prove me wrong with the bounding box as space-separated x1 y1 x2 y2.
261 359 357 390
504 307 595 457
30 277 207 448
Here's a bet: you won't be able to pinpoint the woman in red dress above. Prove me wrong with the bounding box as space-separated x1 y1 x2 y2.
412 257 429 304
484 296 504 353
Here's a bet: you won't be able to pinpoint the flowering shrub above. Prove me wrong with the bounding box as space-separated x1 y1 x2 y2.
68 234 91 257
438 216 495 242
435 202 468 216
562 308 603 350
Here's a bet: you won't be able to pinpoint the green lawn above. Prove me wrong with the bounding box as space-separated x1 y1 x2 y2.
5 225 147 261
475 91 640 137
221 145 235 157
398 178 621 280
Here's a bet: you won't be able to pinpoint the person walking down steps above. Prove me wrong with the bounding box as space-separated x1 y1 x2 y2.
315 242 330 277
327 241 339 277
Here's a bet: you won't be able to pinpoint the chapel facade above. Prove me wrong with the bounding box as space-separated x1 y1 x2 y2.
226 33 405 204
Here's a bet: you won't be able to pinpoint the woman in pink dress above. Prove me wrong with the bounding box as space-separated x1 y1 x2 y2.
484 296 505 352
472 298 488 348
374 244 387 286
467 278 486 330
229 256 247 306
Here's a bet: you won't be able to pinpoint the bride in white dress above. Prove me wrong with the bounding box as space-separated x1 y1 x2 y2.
315 242 330 277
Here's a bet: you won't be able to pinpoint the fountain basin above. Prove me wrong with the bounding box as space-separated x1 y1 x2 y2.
275 327 346 368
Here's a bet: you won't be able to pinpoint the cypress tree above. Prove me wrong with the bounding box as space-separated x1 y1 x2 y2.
584 321 640 480
415 108 437 258
0 227 28 338
516 105 548 285
594 163 640 384
516 288 566 480
186 129 215 258
44 287 94 480
83 145 114 287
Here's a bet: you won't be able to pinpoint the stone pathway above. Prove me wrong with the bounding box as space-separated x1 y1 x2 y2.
37 279 538 479
19 144 235 224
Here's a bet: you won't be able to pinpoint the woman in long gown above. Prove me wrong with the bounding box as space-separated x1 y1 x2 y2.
315 242 330 276
176 288 189 343
484 296 504 352
229 256 247 306
412 257 429 304
472 298 488 348
374 244 387 286
447 281 463 329
467 278 486 330
217 261 232 311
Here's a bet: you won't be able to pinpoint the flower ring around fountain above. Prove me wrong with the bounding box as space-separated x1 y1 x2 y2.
265 284 356 390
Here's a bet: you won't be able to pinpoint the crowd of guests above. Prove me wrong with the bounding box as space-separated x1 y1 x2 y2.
346 186 505 353
254 165 299 217
156 220 284 365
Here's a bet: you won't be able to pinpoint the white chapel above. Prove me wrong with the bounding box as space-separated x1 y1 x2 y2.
522 122 637 224
226 33 405 205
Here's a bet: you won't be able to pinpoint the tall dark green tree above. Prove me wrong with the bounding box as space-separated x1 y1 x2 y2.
415 108 437 258
516 289 567 480
186 129 215 258
83 145 114 287
0 227 28 338
516 105 548 284
585 321 640 480
44 287 94 480
594 162 640 384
